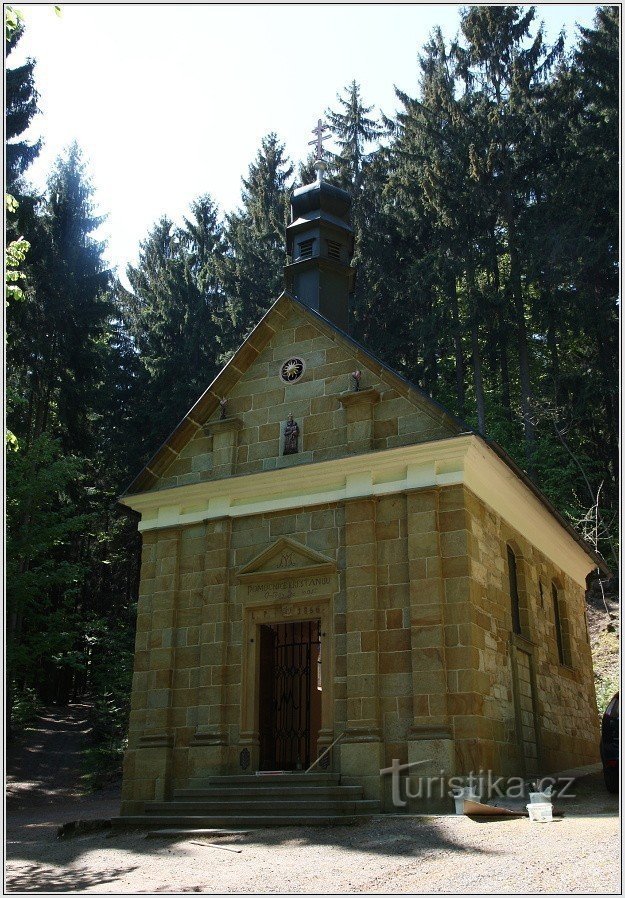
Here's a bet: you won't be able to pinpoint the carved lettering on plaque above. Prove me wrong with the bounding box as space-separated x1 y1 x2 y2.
277 552 295 569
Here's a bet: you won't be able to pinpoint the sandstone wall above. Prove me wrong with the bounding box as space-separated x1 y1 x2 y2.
154 305 456 490
464 486 599 775
121 483 598 813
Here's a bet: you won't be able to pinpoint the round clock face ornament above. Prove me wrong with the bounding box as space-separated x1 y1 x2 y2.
280 357 305 384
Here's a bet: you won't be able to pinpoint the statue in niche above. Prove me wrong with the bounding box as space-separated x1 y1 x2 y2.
283 413 299 455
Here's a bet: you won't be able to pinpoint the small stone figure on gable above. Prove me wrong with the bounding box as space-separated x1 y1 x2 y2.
283 413 299 455
219 397 228 419
351 369 362 392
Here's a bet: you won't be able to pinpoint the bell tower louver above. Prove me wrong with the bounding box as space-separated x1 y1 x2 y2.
284 121 354 333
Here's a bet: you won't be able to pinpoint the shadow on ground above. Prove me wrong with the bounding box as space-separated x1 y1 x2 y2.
5 706 618 893
5 862 140 893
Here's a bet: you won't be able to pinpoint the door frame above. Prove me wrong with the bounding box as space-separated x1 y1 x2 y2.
258 618 322 771
240 596 335 772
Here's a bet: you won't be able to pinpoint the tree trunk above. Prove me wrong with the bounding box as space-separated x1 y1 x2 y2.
449 270 466 419
592 284 618 477
489 235 512 422
467 263 486 435
505 207 535 469
546 301 561 404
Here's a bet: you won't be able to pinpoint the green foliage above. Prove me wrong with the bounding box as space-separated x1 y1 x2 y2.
5 140 138 764
9 684 44 731
5 434 88 688
595 670 619 718
4 5 618 781
81 738 128 792
5 234 30 302
5 10 41 187
220 133 293 343
351 6 617 561
5 6 23 43
81 616 135 789
326 80 384 193
7 143 111 453
119 196 226 454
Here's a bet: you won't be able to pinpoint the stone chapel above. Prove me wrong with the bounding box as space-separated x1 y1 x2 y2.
118 145 603 824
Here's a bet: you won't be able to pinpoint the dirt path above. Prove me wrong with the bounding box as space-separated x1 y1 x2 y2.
8 704 92 805
5 716 620 897
6 704 122 846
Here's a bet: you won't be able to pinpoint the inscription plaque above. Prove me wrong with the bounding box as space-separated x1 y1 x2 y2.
246 575 332 607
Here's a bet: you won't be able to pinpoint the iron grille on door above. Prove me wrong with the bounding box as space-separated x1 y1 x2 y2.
259 620 321 770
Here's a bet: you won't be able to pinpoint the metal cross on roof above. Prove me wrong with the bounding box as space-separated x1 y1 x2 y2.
308 118 330 161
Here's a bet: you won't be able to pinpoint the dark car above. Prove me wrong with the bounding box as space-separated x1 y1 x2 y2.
600 692 619 793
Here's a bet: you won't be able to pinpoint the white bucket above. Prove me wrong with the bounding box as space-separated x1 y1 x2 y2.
529 791 552 804
527 802 553 822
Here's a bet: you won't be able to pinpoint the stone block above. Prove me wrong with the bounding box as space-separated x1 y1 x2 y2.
345 519 376 545
411 625 443 649
410 578 443 604
387 564 410 586
347 650 377 675
385 609 403 629
345 585 377 610
441 555 470 579
446 645 480 671
405 737 455 814
379 650 411 674
379 628 411 653
425 556 442 579
438 486 465 512
438 509 469 532
408 511 437 535
407 490 437 513
407 558 427 579
340 739 384 801
408 531 439 558
440 529 469 558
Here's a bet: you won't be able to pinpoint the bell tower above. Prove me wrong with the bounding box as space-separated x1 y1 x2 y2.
284 120 354 333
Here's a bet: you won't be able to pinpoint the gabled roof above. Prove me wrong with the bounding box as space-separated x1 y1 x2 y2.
122 290 465 495
120 290 608 575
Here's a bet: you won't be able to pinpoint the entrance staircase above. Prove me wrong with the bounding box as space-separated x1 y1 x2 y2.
113 772 379 828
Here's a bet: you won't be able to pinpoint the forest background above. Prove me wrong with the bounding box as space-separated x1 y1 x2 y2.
5 5 618 785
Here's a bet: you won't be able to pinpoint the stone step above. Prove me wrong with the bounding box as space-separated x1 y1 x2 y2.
144 828 250 838
173 785 363 800
145 799 380 815
189 773 340 788
111 814 365 829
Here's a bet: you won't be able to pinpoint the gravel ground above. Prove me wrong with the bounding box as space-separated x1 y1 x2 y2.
5 777 620 894
5 707 620 894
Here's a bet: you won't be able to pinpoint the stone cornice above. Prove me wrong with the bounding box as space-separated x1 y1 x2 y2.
203 417 243 436
120 434 595 586
339 388 380 408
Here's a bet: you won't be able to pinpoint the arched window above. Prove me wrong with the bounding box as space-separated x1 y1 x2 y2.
551 582 571 666
507 545 522 636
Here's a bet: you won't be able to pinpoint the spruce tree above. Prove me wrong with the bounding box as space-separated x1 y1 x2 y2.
8 144 111 452
453 6 564 466
120 196 226 454
220 134 293 344
326 81 384 194
5 16 41 189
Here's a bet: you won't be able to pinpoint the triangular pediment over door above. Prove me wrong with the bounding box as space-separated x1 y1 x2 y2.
237 537 335 583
